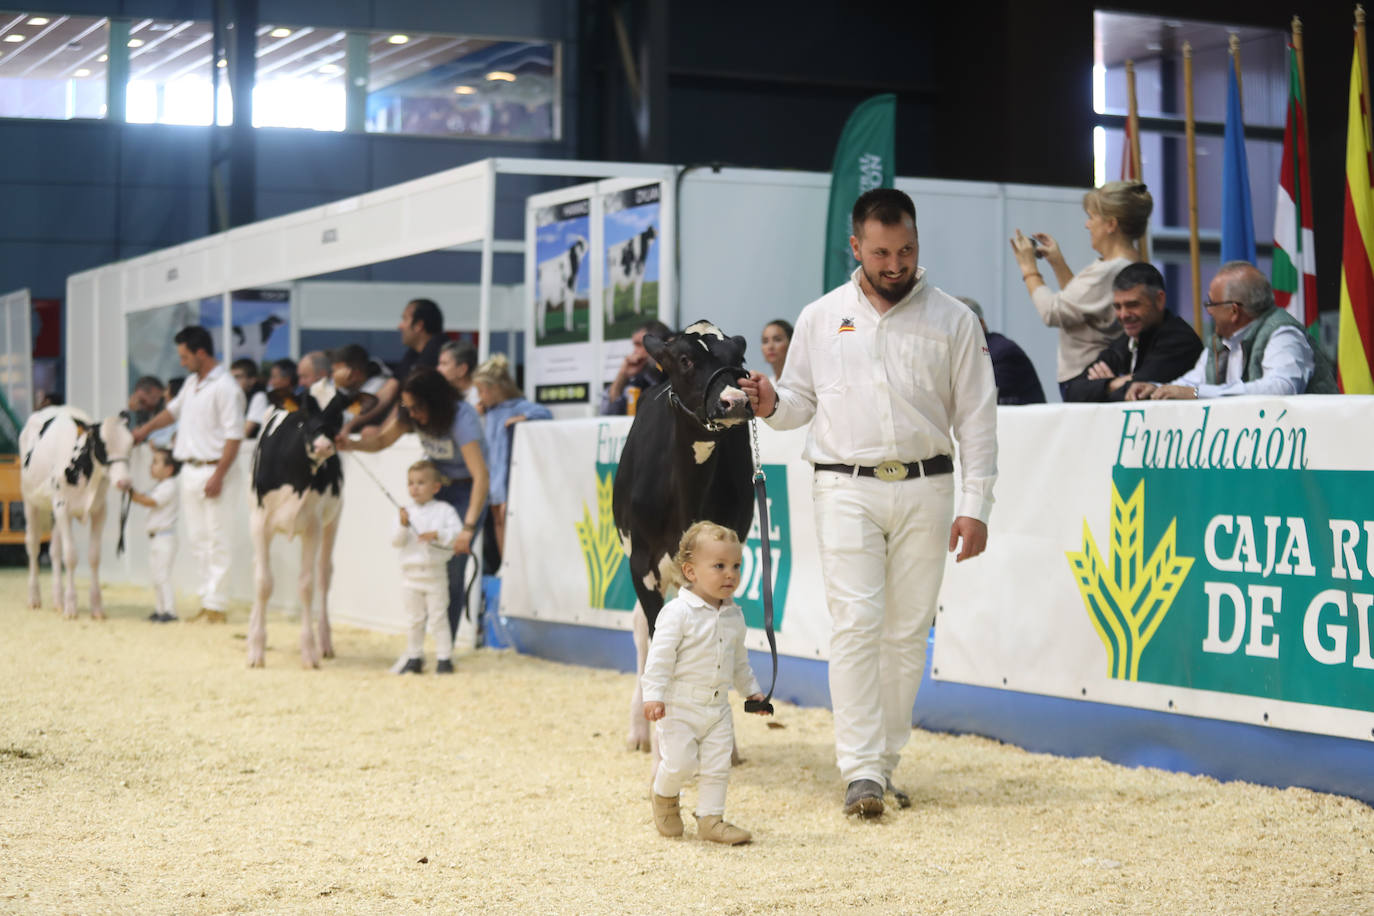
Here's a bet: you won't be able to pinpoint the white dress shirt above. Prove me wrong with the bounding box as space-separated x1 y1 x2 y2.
767 266 999 523
143 478 178 535
641 588 762 705
391 499 462 578
1172 324 1315 397
166 364 245 462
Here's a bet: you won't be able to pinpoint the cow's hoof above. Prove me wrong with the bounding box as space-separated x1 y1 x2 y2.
248 657 265 668
626 732 652 753
731 747 745 766
321 648 335 660
91 610 106 621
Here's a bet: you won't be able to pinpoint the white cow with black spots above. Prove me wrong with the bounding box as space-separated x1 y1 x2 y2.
604 226 657 328
20 406 134 619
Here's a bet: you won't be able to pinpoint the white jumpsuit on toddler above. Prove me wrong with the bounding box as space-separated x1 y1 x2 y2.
392 499 462 662
144 478 179 617
641 587 762 817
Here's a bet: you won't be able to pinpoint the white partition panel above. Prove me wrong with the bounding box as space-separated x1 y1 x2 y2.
0 288 32 418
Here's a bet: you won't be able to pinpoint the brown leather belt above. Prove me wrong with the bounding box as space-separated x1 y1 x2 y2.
814 455 954 481
183 458 218 467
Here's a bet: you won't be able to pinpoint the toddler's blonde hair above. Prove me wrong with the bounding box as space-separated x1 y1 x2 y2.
674 521 741 572
408 460 442 484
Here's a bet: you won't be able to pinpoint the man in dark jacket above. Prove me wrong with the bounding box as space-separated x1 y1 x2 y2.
957 297 1045 405
1063 262 1202 402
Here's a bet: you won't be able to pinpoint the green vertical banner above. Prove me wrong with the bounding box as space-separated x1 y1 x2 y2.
824 93 896 291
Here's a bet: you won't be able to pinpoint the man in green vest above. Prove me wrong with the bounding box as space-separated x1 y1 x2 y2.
1125 261 1337 399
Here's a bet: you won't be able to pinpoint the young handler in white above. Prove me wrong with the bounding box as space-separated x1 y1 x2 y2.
392 460 463 675
741 188 998 817
129 447 180 622
641 522 770 845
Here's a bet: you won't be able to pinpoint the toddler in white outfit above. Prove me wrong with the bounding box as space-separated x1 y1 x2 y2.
641 521 769 845
130 448 180 622
392 460 462 674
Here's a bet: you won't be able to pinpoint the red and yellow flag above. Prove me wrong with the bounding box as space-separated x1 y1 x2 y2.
1339 43 1374 393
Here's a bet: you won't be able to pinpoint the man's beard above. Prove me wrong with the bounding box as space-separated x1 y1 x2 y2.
862 266 916 304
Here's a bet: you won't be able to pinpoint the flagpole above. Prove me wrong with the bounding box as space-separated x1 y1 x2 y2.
1359 5 1372 153
1125 59 1148 259
1184 41 1202 333
1292 18 1308 152
1230 34 1244 112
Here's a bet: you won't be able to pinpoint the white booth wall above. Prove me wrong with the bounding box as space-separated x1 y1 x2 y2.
679 169 1093 400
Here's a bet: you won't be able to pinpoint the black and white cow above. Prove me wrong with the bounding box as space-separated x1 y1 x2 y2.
247 387 374 668
536 237 588 338
211 314 286 367
19 406 134 619
612 320 755 751
604 226 657 327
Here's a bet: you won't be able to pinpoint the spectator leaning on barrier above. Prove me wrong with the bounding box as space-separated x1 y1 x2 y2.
1062 263 1202 403
957 297 1045 405
601 319 671 415
1127 261 1338 400
297 351 330 395
346 298 446 434
231 358 269 438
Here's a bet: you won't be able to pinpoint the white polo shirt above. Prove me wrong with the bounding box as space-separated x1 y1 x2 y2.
768 266 999 523
166 363 245 462
144 478 178 535
640 588 761 705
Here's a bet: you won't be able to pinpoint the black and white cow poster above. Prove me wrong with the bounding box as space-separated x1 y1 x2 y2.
601 183 662 342
528 197 593 407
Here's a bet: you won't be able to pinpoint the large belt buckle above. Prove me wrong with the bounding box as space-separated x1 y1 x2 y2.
875 460 909 482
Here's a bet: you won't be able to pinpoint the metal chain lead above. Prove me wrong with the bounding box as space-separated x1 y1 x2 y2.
750 418 764 481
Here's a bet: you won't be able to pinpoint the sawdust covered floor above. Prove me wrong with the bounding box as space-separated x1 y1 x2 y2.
0 570 1370 915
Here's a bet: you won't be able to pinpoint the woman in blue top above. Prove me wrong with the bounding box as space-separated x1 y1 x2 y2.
342 367 489 643
472 353 552 554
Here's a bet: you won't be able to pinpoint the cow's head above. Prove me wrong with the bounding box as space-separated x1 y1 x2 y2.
95 413 135 491
267 388 378 468
645 320 752 429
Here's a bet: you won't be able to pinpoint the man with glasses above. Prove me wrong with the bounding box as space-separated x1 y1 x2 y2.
1126 261 1337 400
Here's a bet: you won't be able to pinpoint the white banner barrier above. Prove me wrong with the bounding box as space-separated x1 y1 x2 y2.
501 401 1374 744
938 396 1374 742
501 418 832 659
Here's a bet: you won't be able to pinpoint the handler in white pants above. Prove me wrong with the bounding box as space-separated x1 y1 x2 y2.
133 326 245 622
741 188 998 817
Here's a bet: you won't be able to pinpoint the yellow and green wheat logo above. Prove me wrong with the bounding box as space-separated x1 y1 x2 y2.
576 470 625 607
1066 480 1194 680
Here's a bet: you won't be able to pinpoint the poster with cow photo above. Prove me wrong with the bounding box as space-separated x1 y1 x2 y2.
533 199 591 346
601 183 662 342
201 289 291 369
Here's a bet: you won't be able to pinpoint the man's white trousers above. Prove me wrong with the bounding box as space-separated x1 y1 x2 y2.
812 470 953 785
179 465 231 612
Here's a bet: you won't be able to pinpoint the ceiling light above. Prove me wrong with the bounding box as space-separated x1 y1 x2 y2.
216 58 226 68
4 34 25 43
127 38 144 48
485 71 516 82
149 23 173 32
97 53 108 62
270 27 291 38
28 17 49 25
454 85 477 95
74 68 91 77
387 34 409 44
318 63 342 74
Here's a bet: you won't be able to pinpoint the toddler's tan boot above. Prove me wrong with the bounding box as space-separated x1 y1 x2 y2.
652 794 683 837
696 814 751 845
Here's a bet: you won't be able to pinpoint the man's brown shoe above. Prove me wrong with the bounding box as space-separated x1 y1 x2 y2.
843 779 884 817
204 609 227 623
696 815 750 845
652 794 683 837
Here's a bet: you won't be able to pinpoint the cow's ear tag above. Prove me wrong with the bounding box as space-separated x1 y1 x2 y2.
349 393 378 416
72 419 91 435
267 388 302 413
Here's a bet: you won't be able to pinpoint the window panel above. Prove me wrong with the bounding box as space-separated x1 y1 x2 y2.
0 12 109 120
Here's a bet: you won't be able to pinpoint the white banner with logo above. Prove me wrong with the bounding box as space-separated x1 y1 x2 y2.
935 396 1374 742
501 417 831 659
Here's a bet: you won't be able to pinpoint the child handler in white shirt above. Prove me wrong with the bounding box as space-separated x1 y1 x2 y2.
641 521 770 845
393 460 463 674
129 448 180 622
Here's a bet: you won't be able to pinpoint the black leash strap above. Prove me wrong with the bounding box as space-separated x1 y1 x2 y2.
743 422 777 715
116 488 132 557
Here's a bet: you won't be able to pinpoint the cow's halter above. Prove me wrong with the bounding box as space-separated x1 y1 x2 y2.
667 364 748 433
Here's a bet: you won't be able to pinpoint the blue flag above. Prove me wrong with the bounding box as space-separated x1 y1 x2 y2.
1221 63 1257 265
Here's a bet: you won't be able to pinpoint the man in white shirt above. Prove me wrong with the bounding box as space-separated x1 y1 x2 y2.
1127 261 1337 400
740 188 998 817
133 326 246 622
